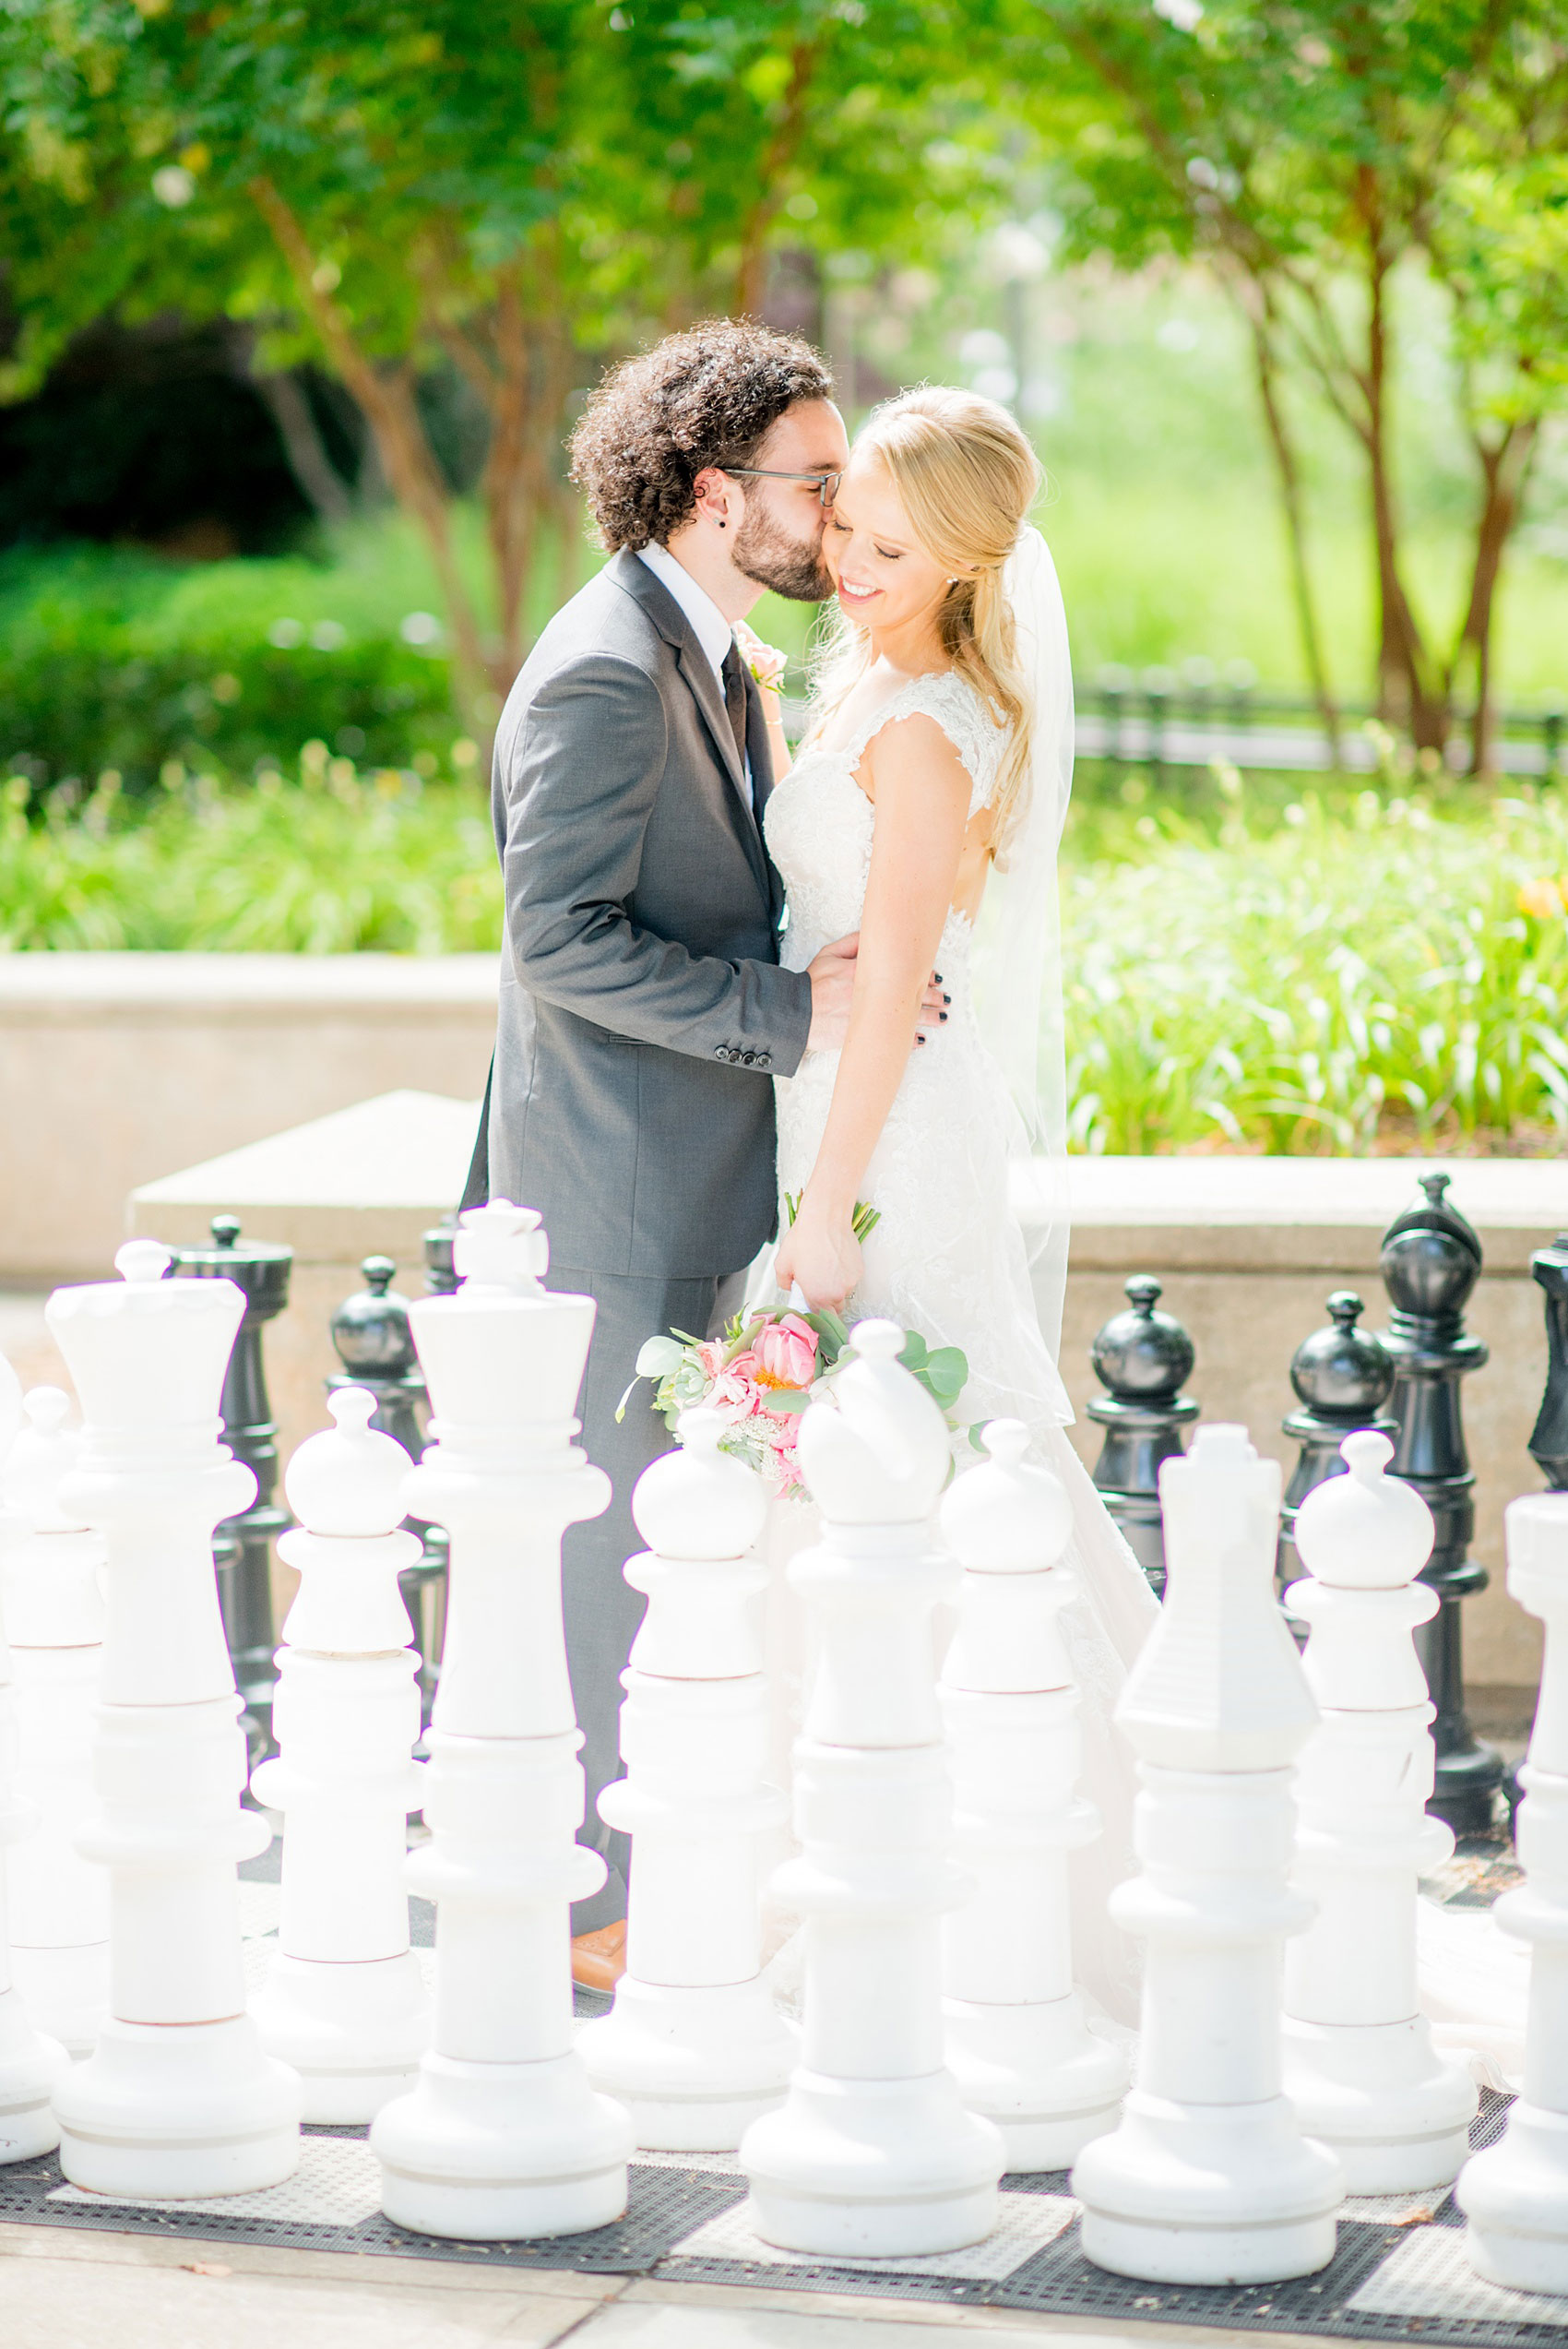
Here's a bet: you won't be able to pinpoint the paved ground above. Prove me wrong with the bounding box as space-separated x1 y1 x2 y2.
0 2217 1334 2349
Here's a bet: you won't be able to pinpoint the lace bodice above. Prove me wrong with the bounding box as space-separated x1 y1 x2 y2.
763 668 1007 972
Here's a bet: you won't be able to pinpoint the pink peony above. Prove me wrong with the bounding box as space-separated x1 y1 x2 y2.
711 1352 764 1418
753 1314 819 1392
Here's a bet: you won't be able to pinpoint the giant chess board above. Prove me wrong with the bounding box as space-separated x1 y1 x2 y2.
0 2067 1550 2343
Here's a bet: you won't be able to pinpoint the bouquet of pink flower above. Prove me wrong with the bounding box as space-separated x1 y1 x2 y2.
618 1298 970 1499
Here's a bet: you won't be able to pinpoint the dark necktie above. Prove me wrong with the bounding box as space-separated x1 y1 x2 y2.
720 643 749 775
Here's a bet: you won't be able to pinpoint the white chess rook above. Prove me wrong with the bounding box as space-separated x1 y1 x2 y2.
0 1372 70 2158
581 1408 792 2149
45 1241 300 2196
741 1321 1004 2260
250 1387 431 2121
1 1388 110 2056
1457 1491 1568 2291
370 1202 633 2239
1283 1432 1477 2190
1074 1424 1342 2285
939 1421 1128 2169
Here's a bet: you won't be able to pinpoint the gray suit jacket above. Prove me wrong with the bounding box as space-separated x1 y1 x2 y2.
482 548 813 1278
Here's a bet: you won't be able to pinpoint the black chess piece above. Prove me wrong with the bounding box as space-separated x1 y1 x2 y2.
422 1219 458 1298
1379 1173 1503 1837
1087 1275 1199 1600
328 1256 443 1724
1527 1232 1568 1490
172 1213 292 1761
1278 1292 1397 1594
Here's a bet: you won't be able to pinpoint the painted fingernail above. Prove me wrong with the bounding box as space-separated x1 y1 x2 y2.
934 971 944 983
943 993 951 1006
939 1011 948 1023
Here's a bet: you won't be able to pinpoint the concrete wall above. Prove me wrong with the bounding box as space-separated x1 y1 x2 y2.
0 953 496 1281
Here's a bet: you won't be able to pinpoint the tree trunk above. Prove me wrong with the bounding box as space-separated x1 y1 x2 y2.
1453 417 1538 777
733 41 819 316
250 364 353 525
1248 307 1341 765
1358 174 1446 752
248 176 497 740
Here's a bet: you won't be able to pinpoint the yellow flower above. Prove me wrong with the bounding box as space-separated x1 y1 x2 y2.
1518 876 1563 919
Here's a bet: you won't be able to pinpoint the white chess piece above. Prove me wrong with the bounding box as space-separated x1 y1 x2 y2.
1074 1424 1342 2284
370 1202 633 2239
1 1389 110 2054
741 1321 1004 2259
581 1408 792 2148
1283 1431 1477 2189
0 1369 70 2157
45 1241 300 2195
939 1420 1129 2167
1457 1491 1568 2290
250 1386 431 2120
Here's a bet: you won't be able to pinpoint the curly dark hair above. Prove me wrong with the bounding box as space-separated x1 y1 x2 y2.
569 320 834 552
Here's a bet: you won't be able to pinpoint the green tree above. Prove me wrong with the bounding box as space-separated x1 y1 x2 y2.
1017 0 1568 770
0 0 999 735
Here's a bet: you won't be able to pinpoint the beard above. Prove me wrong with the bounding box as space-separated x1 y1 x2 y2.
732 501 832 602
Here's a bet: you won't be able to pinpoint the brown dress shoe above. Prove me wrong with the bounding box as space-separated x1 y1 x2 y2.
571 1921 627 1992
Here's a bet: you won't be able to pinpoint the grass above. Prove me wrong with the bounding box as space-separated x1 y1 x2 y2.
8 755 1568 1158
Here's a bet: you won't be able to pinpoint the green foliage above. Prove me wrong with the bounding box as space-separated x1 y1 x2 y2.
12 759 1568 1161
0 763 499 950
1063 780 1568 1155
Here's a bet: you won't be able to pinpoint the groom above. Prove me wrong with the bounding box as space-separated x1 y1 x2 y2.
469 322 932 1986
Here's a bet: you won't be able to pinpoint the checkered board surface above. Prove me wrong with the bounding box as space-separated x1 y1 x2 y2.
6 2077 1566 2342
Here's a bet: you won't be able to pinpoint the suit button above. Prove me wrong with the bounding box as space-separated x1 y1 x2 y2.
714 1045 729 1061
741 1051 755 1066
757 1053 771 1070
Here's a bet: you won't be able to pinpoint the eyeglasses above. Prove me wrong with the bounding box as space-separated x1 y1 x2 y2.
722 466 842 508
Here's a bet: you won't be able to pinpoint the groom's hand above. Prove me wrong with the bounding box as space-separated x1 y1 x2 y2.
805 933 946 1055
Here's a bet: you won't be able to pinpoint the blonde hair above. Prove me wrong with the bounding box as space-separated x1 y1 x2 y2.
814 386 1041 851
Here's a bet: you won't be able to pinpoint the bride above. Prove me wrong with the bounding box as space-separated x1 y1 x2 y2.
750 382 1526 2076
753 385 1159 2024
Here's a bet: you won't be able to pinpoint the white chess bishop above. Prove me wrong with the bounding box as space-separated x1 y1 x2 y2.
1073 1424 1343 2285
44 1241 299 2196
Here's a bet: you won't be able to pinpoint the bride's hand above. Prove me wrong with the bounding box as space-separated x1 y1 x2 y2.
775 1198 862 1312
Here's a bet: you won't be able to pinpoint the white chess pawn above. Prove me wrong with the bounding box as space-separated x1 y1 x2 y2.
1457 1491 1568 2290
45 1240 300 2195
939 1420 1128 2167
0 1365 70 2158
250 1387 431 2120
370 1202 633 2240
1283 1431 1477 2189
581 1408 792 2148
1074 1424 1342 2285
1 1388 110 2054
741 1321 1004 2260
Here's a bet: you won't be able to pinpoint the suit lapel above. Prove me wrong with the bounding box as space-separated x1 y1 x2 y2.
610 549 771 900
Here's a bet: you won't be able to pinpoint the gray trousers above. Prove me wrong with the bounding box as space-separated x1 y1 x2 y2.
548 1260 748 1934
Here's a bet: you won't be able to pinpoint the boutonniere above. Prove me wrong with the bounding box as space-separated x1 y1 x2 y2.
733 623 789 696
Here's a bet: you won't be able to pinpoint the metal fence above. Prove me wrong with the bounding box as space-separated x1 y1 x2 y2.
1075 661 1567 779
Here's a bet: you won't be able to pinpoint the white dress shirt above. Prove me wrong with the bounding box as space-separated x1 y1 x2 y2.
637 542 753 808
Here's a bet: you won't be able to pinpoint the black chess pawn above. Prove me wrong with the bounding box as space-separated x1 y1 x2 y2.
1527 1232 1568 1490
328 1256 443 1725
1087 1275 1199 1600
1278 1292 1396 1594
1379 1172 1503 1837
172 1213 292 1761
422 1219 458 1299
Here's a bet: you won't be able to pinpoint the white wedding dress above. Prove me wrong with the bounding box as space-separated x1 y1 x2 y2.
755 660 1527 2079
760 667 1160 2027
